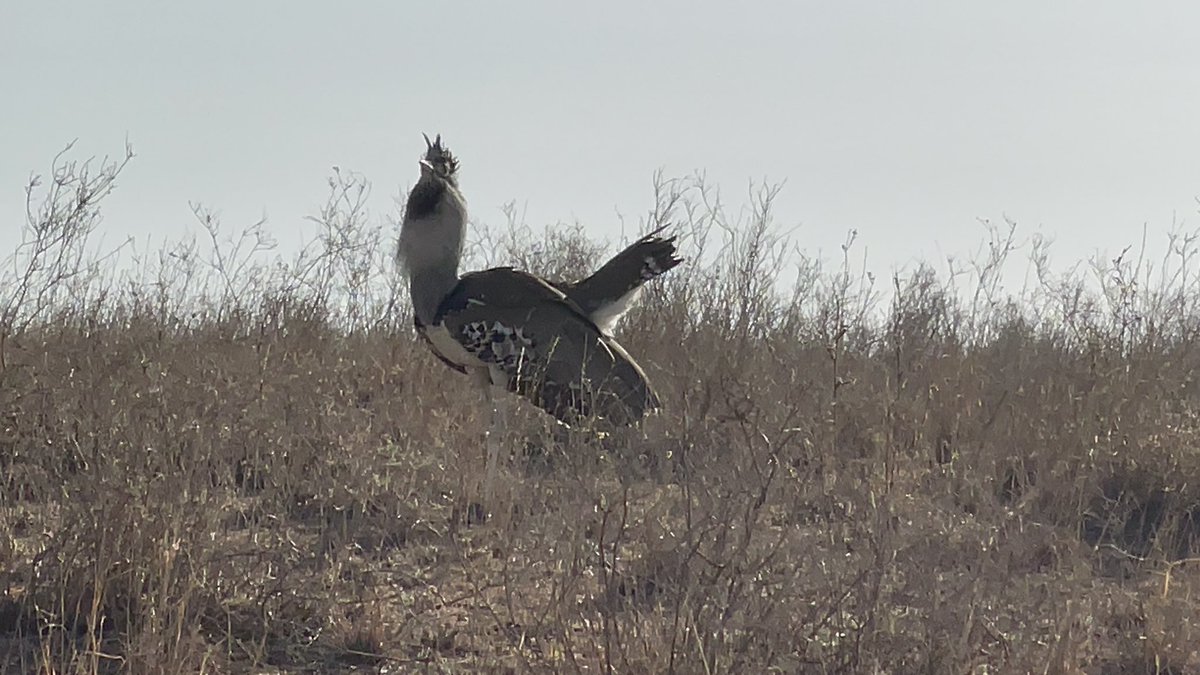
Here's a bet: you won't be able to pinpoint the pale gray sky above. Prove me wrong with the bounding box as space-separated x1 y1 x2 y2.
4 2 1200 280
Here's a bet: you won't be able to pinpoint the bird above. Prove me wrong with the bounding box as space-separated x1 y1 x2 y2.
396 134 681 500
417 227 682 373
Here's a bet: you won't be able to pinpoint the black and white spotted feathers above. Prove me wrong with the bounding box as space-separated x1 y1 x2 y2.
460 320 535 374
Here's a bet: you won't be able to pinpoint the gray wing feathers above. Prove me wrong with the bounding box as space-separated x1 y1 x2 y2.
438 269 660 425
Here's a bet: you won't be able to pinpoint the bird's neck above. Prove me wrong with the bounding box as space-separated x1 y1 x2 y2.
400 182 468 326
409 264 460 326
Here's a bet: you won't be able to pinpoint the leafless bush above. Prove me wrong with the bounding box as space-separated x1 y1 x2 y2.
2 144 1200 673
0 142 133 369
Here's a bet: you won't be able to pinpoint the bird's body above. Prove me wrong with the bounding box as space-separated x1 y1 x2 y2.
397 134 680 500
413 229 682 382
433 267 660 425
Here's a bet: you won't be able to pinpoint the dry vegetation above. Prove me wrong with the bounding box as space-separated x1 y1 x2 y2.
3 146 1200 674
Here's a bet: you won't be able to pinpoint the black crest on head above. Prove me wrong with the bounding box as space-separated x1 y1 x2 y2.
422 132 459 178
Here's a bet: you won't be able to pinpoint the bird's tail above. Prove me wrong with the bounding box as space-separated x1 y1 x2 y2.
564 225 683 331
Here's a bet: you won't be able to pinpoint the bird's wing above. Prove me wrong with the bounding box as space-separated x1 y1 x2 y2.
560 225 683 329
435 268 660 425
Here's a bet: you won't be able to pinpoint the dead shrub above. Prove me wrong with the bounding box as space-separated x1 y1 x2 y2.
2 147 1200 672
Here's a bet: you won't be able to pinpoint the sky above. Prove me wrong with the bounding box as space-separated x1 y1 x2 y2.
3 2 1200 289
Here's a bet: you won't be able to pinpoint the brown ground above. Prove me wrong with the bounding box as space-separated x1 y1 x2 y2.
2 153 1199 673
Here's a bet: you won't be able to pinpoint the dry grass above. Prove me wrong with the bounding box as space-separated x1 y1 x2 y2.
3 148 1200 673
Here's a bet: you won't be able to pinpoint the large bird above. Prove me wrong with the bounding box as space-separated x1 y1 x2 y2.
397 134 680 498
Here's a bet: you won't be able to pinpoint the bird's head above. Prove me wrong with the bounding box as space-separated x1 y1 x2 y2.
419 133 459 185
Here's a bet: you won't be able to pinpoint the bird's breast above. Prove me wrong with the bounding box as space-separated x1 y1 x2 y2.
423 323 483 370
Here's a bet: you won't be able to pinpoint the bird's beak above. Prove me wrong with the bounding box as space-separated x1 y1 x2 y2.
419 159 434 174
